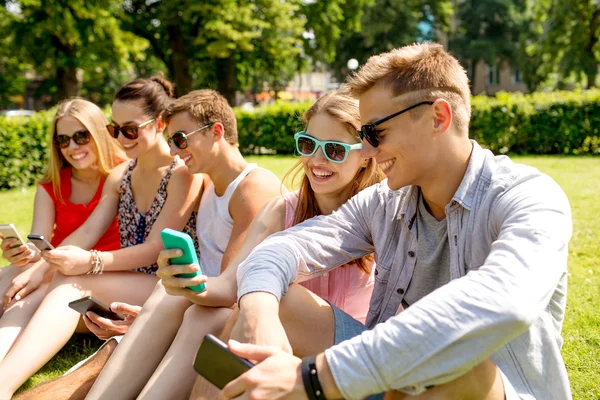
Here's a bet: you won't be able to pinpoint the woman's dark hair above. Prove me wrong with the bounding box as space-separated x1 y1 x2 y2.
114 71 175 118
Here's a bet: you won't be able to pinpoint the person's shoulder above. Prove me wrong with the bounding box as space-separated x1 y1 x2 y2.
168 163 201 192
105 161 131 185
236 166 282 197
485 153 570 215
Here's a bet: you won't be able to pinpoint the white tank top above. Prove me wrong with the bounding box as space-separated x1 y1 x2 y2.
196 164 257 277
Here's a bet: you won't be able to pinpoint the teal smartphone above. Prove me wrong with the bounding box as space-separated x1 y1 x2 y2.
160 228 206 292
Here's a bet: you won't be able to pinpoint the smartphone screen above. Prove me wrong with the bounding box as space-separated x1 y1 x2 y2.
193 334 254 389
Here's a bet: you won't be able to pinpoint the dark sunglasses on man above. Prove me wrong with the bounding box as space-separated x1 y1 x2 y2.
106 118 155 140
167 123 214 150
357 101 433 148
54 130 91 149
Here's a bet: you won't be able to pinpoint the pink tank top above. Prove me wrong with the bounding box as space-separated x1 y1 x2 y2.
284 192 375 323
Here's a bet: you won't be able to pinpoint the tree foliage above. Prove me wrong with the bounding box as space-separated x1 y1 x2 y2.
0 6 30 107
449 0 526 91
531 0 600 89
330 0 454 82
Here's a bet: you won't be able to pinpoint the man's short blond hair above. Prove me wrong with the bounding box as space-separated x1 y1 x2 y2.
163 89 238 145
346 43 471 133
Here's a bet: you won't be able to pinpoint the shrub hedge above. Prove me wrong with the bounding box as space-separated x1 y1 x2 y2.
1 91 599 190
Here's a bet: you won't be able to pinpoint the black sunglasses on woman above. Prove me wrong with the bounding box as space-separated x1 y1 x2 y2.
107 119 155 140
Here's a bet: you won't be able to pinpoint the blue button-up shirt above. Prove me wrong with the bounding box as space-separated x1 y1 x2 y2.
238 142 572 400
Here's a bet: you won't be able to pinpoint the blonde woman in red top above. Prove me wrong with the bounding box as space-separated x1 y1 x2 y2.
0 98 125 358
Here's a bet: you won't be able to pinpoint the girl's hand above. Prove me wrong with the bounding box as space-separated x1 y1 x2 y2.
0 237 38 267
3 261 51 309
157 249 237 307
42 246 93 275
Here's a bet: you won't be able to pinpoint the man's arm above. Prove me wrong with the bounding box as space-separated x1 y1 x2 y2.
236 183 383 302
324 175 572 399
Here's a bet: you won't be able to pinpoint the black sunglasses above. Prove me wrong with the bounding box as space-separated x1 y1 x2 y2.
167 124 214 150
107 118 155 140
357 101 434 148
54 130 91 149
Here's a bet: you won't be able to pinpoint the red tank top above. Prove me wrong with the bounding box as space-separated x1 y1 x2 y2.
39 168 121 251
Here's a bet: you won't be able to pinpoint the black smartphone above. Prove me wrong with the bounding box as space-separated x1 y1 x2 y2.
26 234 55 251
68 296 125 321
193 334 254 389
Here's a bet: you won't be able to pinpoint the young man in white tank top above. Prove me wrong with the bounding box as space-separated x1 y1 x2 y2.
19 91 282 400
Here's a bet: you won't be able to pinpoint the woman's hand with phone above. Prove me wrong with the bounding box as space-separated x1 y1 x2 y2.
0 237 38 267
83 302 141 340
157 248 237 307
42 245 92 275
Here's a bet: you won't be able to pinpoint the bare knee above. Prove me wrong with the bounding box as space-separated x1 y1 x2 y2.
182 305 231 331
218 305 239 341
384 359 504 400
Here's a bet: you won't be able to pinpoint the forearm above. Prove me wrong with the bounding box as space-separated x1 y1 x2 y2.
237 243 299 302
100 238 163 272
59 224 109 250
324 257 566 399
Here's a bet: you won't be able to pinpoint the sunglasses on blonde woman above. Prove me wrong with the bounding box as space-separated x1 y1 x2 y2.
54 130 91 149
294 132 362 163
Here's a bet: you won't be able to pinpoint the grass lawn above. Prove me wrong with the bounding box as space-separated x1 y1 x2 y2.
0 155 598 398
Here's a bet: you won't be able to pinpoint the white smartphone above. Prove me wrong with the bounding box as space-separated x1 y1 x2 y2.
0 224 27 248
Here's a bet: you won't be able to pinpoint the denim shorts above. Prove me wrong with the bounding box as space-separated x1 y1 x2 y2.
330 303 520 400
330 302 384 400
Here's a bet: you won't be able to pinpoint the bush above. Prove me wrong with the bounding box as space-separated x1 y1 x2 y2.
1 91 599 190
235 101 310 154
0 111 53 190
470 90 600 155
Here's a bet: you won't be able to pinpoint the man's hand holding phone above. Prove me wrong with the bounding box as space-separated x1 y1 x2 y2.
83 302 141 340
156 249 237 307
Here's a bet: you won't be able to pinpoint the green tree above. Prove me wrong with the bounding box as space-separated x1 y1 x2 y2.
8 0 141 101
533 0 600 89
118 0 306 104
450 0 526 91
0 5 30 107
330 0 453 82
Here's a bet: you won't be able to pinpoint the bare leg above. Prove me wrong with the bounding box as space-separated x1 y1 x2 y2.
0 265 19 315
383 359 505 400
0 271 157 398
0 282 49 362
13 338 119 400
86 282 192 400
189 284 335 399
137 305 232 400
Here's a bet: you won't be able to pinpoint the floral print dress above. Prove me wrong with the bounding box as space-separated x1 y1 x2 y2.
118 157 199 274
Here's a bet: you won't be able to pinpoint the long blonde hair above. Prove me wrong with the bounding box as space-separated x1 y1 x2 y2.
284 90 385 273
43 98 126 203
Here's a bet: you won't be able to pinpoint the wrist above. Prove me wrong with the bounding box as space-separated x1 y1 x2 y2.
315 353 342 400
239 291 279 312
87 250 105 275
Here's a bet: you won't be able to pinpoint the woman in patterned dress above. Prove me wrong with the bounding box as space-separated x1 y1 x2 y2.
0 73 203 398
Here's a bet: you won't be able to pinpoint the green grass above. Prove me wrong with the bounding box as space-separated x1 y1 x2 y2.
1 155 598 398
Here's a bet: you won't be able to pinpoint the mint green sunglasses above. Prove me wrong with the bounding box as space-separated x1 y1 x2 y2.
294 132 362 163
